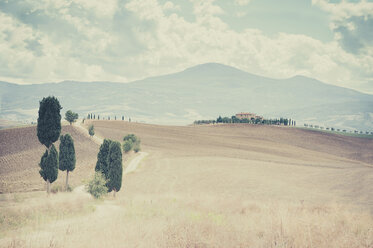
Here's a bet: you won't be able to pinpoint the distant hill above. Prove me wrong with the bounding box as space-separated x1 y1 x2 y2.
1 63 372 130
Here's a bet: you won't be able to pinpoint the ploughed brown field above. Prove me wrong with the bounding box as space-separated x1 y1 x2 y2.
0 125 99 193
1 120 373 247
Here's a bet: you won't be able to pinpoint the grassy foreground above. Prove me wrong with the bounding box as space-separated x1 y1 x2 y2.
1 191 373 248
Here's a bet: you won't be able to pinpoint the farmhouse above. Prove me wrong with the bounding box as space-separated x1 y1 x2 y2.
235 112 263 120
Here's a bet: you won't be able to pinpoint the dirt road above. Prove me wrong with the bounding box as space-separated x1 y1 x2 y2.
74 120 147 174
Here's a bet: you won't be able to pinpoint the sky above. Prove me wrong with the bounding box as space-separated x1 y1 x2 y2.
0 0 372 93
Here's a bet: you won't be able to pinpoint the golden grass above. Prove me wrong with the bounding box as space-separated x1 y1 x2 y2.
0 190 95 238
1 193 373 248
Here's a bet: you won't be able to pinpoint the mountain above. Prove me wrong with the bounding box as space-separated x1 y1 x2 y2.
1 63 372 130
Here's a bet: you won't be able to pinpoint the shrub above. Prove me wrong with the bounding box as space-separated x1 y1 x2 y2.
89 125 95 137
133 142 141 153
86 172 108 199
123 140 133 153
123 134 141 153
123 134 137 143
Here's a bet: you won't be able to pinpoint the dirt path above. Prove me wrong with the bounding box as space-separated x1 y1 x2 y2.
74 121 103 145
125 151 148 174
73 120 148 174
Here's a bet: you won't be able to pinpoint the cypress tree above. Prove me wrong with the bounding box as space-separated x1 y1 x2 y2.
95 139 113 178
37 96 62 148
39 144 59 194
37 96 61 194
59 134 76 190
89 125 95 137
107 141 123 196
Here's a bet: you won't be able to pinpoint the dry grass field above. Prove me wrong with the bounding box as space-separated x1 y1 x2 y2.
1 120 373 247
90 120 373 209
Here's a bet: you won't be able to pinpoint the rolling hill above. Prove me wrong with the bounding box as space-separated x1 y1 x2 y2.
1 63 372 130
1 121 373 247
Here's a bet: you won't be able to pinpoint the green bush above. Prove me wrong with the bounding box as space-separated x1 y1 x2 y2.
122 134 141 153
133 142 141 153
123 140 133 153
123 134 137 143
86 172 108 199
89 125 95 137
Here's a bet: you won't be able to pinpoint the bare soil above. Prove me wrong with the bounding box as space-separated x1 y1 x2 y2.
0 125 99 193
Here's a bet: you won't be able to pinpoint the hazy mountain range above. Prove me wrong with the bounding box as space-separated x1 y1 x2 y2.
1 63 372 131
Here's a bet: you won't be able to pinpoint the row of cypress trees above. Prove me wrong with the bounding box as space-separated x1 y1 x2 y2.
87 113 131 122
37 97 76 194
37 96 123 196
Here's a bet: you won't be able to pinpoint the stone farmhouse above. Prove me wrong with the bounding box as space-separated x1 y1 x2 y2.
235 112 263 120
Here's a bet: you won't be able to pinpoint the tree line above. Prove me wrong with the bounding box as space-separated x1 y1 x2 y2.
86 113 131 122
194 115 296 126
303 123 373 135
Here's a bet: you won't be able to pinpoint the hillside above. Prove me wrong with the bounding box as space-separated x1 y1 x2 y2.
0 125 99 193
87 120 373 210
1 121 373 247
1 63 372 130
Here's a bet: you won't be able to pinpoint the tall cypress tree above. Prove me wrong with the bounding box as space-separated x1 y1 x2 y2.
37 96 62 148
107 141 123 196
37 96 61 194
39 144 59 194
95 139 113 177
59 134 76 190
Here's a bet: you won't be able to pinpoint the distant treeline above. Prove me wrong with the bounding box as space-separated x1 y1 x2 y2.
303 124 373 135
86 113 131 122
194 116 296 126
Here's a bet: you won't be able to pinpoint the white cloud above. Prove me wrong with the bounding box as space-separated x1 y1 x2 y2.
123 0 373 90
313 0 373 56
0 10 126 84
74 0 118 18
163 1 180 11
312 0 373 21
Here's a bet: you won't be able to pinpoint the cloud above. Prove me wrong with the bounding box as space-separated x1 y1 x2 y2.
163 1 180 11
312 0 373 21
313 0 373 55
123 0 373 90
0 0 371 94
